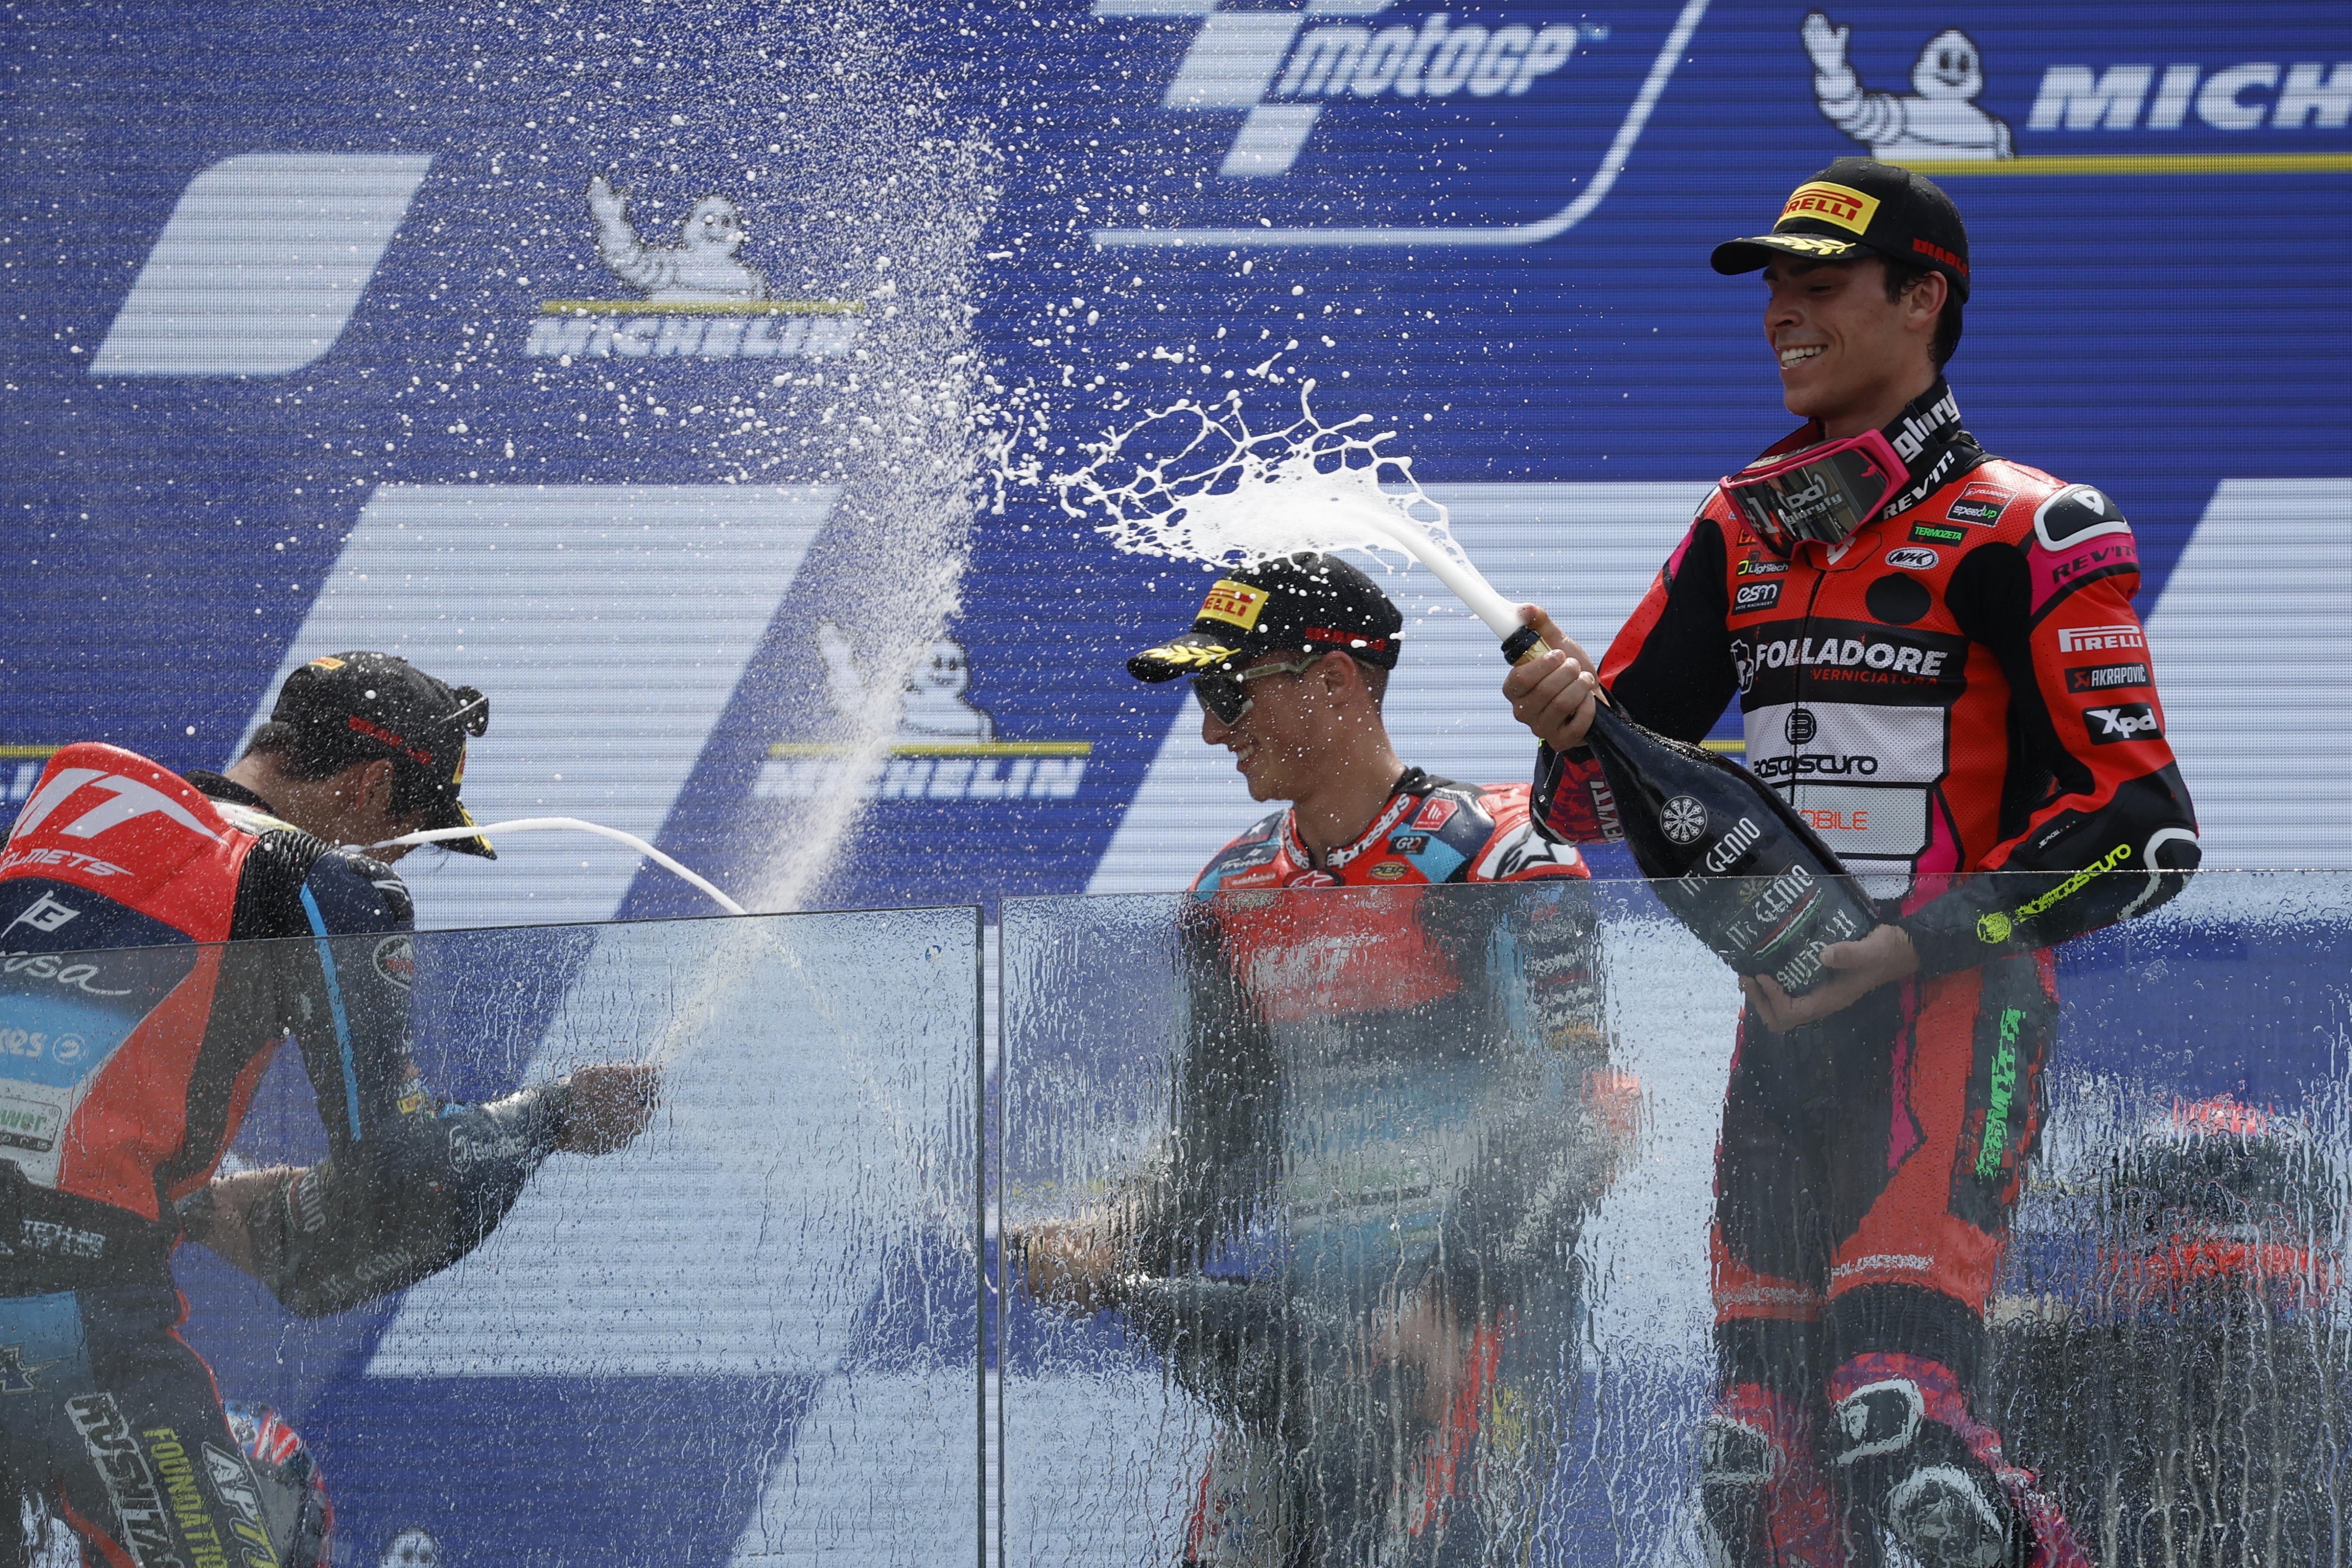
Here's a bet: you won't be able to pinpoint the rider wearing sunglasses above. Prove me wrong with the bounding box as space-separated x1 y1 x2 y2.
1013 554 1628 1564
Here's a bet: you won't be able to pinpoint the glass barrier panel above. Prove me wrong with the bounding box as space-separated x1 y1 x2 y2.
0 907 982 1568
997 871 2350 1567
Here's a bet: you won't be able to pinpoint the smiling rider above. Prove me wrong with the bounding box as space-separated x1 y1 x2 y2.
1500 159 2198 1567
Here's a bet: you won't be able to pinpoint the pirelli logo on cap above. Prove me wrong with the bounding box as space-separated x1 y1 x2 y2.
1198 579 1270 633
1778 182 1879 236
307 655 347 671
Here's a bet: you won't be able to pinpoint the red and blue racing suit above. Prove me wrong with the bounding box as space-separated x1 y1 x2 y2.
1114 771 1622 1565
0 744 571 1568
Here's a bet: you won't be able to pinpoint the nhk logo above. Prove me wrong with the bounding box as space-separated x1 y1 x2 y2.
1090 0 1716 248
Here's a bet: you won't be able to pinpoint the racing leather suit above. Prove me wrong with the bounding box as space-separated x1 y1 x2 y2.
1116 771 1619 1566
0 743 569 1568
1527 382 2196 1564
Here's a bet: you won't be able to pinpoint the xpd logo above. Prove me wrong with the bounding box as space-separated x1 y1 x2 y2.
1090 0 1717 247
2083 702 2162 744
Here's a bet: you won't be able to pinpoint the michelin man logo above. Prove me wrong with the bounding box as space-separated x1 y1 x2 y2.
526 176 866 362
897 639 997 743
758 625 1090 804
1803 10 2013 161
818 623 995 742
587 176 769 302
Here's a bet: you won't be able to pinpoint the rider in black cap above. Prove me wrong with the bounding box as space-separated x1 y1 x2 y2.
1024 554 1629 1565
234 649 498 859
1502 159 2195 1568
0 653 655 1568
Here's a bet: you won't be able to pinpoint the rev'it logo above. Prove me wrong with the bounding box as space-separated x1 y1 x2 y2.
1089 0 1716 248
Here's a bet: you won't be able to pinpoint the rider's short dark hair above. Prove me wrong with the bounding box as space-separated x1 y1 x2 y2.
242 722 442 816
1354 656 1390 709
1882 259 1963 368
243 720 368 781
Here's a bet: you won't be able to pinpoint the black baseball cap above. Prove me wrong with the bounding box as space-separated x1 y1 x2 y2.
1710 158 1971 303
1127 553 1404 683
270 652 495 858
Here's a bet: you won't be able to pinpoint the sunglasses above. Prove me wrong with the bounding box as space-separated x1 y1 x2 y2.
1191 655 1324 725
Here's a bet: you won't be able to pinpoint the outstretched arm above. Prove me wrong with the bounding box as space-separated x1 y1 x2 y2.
1803 10 1907 145
586 174 678 294
230 847 655 1317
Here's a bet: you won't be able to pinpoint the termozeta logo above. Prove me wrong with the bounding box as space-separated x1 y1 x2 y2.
1090 0 1716 248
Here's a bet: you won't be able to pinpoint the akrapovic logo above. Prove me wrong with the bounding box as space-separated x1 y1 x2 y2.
2064 661 2150 693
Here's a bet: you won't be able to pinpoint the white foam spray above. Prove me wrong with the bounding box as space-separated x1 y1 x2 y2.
1058 386 1525 640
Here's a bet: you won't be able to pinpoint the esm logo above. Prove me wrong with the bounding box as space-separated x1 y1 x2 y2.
1088 0 1715 248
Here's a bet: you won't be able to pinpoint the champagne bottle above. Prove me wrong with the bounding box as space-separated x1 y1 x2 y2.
1502 627 1876 997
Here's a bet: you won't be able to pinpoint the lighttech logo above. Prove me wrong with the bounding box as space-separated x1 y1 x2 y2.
1090 0 1715 247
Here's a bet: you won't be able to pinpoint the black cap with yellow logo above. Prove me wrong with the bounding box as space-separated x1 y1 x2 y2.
1126 553 1404 683
270 652 496 858
1710 157 1971 303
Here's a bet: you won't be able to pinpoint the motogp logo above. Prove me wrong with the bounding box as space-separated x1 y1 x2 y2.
1091 1 1707 247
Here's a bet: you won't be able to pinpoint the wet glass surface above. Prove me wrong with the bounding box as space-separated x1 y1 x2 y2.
0 871 2343 1565
996 872 2352 1567
0 909 981 1567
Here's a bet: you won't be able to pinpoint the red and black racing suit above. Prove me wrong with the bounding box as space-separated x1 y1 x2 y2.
1111 770 1621 1566
1528 381 2198 1562
0 744 571 1568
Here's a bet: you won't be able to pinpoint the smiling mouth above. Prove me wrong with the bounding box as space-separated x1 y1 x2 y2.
1778 344 1826 368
